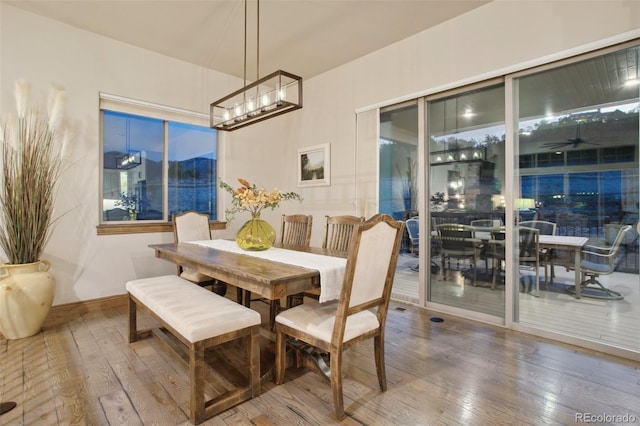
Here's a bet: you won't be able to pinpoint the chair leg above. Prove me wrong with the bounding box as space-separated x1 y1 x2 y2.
492 262 497 289
543 260 549 288
472 257 477 286
578 274 624 300
374 334 387 391
330 349 345 420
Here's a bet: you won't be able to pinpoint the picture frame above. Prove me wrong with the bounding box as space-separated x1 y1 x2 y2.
298 143 330 187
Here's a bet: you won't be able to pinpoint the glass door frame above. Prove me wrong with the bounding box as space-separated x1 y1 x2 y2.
424 78 509 326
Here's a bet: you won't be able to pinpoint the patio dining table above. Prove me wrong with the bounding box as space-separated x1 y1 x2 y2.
472 228 588 298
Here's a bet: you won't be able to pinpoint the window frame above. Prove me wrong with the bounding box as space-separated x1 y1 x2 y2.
97 94 224 235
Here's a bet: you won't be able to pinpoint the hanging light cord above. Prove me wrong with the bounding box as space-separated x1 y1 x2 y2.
256 0 260 82
243 0 247 89
243 0 260 99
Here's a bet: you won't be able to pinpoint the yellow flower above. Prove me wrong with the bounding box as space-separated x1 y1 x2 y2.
218 178 302 222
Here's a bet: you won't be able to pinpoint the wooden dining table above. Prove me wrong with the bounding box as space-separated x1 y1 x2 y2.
148 241 347 379
149 241 347 301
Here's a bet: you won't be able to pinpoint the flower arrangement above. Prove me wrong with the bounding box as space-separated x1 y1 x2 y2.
0 80 67 264
115 192 138 211
219 178 302 221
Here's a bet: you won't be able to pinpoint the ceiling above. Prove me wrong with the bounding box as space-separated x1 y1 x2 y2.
7 0 491 80
381 44 640 141
9 0 638 141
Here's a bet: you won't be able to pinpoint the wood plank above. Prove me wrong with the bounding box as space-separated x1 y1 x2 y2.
2 294 639 424
149 242 323 299
99 389 143 425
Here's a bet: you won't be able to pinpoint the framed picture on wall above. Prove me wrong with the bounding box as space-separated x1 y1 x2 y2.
298 143 330 187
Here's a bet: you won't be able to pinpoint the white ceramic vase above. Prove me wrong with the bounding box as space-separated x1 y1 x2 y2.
0 260 55 339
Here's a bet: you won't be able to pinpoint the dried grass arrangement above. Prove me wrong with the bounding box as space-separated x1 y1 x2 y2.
0 80 67 265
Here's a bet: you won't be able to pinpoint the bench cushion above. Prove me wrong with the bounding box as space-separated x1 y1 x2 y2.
126 275 260 343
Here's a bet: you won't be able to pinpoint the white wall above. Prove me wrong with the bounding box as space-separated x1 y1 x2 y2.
225 0 640 246
0 4 242 305
1 1 638 305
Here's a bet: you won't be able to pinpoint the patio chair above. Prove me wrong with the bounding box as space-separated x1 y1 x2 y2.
274 214 404 420
486 226 540 294
470 219 502 228
471 219 502 275
405 217 419 254
436 223 481 286
520 220 557 287
566 224 631 300
518 226 540 295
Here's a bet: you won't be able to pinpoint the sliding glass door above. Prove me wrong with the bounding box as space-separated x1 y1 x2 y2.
513 42 639 353
377 39 639 357
426 83 506 319
379 101 419 304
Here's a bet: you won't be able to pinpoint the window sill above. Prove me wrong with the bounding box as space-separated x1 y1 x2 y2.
96 221 227 235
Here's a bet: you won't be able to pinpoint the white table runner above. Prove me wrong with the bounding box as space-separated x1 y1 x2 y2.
189 239 347 303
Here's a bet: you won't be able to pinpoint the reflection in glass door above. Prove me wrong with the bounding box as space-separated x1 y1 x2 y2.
427 84 506 318
513 42 639 353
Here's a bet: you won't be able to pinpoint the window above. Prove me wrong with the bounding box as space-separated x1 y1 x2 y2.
100 95 218 226
379 101 418 220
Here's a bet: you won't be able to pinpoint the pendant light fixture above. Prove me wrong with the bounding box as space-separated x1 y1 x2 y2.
116 119 141 170
210 0 302 131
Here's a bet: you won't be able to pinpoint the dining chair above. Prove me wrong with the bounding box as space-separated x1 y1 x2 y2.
173 211 229 297
520 220 557 287
302 215 365 301
274 214 404 420
322 215 366 252
247 214 313 326
565 224 631 300
436 223 481 286
280 214 313 246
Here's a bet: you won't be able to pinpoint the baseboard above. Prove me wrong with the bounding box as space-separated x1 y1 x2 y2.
50 294 128 313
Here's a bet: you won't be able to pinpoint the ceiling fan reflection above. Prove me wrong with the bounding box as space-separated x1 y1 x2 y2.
541 122 600 150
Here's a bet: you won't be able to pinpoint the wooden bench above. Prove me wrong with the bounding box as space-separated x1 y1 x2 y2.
126 275 261 425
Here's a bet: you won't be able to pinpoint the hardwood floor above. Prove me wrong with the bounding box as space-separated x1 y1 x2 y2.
1 294 639 425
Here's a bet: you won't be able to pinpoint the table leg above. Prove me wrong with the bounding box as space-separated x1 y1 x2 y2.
573 247 581 299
